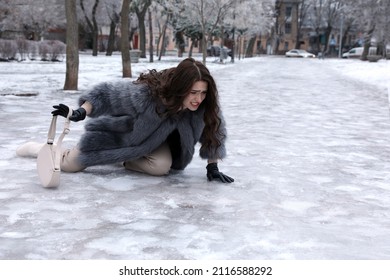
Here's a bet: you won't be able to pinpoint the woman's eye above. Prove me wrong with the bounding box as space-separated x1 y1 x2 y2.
190 90 207 95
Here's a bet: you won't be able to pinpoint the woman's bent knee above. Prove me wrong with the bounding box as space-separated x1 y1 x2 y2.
148 157 171 176
124 142 172 176
124 157 171 176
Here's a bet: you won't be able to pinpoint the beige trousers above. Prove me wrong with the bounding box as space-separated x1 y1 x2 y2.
61 142 172 176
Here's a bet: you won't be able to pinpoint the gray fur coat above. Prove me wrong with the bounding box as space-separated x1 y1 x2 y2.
76 80 227 169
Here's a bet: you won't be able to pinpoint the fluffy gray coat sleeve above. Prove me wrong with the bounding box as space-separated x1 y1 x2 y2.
78 80 151 118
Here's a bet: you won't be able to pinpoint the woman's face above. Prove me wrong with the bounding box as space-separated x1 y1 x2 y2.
182 81 207 111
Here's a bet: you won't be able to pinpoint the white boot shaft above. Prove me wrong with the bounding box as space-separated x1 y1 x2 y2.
16 142 45 158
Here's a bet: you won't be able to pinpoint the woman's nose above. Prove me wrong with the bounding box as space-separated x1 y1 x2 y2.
194 93 201 101
197 92 206 101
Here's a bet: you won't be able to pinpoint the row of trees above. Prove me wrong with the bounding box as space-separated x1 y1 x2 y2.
0 0 275 60
2 1 389 59
1 0 275 90
273 0 390 59
1 0 389 88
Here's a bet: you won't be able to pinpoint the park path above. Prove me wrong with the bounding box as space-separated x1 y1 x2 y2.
0 56 390 259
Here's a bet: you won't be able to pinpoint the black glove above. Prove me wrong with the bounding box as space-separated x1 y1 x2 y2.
206 163 234 183
52 103 86 122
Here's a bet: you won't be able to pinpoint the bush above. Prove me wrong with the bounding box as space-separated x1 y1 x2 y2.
39 40 66 61
48 40 66 61
0 39 17 61
16 38 30 61
38 41 51 61
28 41 39 60
0 39 66 62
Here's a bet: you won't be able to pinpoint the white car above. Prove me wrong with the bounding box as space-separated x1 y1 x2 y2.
342 47 377 58
285 49 316 58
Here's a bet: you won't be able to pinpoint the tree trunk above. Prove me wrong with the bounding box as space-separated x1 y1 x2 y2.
158 17 168 61
323 25 332 53
202 36 207 65
341 24 351 53
106 13 118 56
91 0 100 56
176 30 185 58
245 36 256 57
64 0 79 91
156 33 161 57
134 0 151 58
361 23 376 61
219 25 224 63
188 39 195 58
121 0 132 78
92 30 98 56
80 0 100 56
200 0 207 65
138 13 146 57
148 8 153 62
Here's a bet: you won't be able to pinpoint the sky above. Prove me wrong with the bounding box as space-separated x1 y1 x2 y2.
0 53 390 260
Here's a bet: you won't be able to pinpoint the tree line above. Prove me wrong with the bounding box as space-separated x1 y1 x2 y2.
1 0 389 90
282 0 390 60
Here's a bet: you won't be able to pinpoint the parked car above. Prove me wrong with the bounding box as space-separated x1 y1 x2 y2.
285 49 316 58
342 47 377 58
207 46 232 58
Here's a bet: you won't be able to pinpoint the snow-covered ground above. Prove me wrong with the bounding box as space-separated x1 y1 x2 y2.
0 53 389 259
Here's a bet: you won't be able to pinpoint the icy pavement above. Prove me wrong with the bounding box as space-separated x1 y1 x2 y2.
1 55 390 259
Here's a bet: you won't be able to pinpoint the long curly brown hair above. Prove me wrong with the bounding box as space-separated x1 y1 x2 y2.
135 58 223 153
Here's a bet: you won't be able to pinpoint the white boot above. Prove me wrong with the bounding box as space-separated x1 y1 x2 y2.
16 142 45 158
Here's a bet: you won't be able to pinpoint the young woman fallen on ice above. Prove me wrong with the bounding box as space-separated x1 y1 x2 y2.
17 58 234 183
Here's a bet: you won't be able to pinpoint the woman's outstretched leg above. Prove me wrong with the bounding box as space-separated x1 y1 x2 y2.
16 142 85 173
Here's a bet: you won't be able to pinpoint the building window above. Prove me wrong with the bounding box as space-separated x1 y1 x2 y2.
286 6 292 18
285 23 291 34
284 42 289 51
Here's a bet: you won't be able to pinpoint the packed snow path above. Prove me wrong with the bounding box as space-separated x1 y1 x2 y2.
1 56 390 259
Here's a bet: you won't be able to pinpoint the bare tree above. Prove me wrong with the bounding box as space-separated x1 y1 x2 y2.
121 0 132 77
232 0 274 57
80 0 100 56
360 5 377 60
309 0 325 53
153 0 176 60
158 10 170 60
104 1 121 56
131 0 152 58
182 0 237 64
148 7 154 62
272 0 284 54
64 0 79 90
322 0 342 54
295 0 311 49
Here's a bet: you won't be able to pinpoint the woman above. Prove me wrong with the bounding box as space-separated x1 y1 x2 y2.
17 58 234 183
